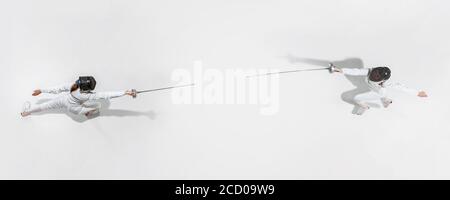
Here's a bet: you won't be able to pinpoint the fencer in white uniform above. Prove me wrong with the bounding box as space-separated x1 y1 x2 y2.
21 76 136 117
330 65 428 115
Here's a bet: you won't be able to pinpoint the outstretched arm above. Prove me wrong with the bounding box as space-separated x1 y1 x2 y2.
33 83 73 96
341 68 370 76
384 82 428 97
331 65 369 76
84 90 136 101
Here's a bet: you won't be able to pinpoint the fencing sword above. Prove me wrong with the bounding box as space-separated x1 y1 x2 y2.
130 83 195 98
246 63 336 78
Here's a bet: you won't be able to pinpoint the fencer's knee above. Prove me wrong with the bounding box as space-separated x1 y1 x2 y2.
353 97 363 105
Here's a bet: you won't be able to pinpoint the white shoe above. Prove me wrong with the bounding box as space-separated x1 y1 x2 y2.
381 98 393 108
21 101 31 117
355 103 370 115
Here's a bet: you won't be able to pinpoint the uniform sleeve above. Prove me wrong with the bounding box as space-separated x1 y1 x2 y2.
41 83 73 94
85 91 126 100
342 68 370 76
383 81 419 96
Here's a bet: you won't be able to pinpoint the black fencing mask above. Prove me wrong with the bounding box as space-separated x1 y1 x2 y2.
76 76 96 92
369 67 391 82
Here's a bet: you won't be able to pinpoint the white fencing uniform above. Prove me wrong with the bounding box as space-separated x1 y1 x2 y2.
342 68 418 106
27 83 126 115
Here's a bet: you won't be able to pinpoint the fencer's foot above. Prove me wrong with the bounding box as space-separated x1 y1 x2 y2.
21 101 31 117
355 103 370 115
21 112 31 117
381 98 393 108
355 106 369 115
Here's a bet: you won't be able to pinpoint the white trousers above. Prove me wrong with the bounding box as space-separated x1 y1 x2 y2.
353 91 383 105
353 91 390 106
28 96 101 115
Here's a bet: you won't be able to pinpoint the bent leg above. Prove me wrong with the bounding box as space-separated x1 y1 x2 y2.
78 101 102 117
353 91 381 115
353 91 382 106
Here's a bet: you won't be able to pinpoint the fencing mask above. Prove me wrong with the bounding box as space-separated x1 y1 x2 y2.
369 67 391 82
76 76 96 92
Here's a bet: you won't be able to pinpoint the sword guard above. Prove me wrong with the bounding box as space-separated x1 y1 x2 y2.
131 89 137 98
328 63 335 73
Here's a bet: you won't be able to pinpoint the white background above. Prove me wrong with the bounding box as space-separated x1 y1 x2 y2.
1 0 449 179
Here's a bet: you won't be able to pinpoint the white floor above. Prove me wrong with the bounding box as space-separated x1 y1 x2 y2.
1 0 450 179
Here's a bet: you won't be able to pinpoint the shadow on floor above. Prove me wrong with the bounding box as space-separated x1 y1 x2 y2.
285 55 380 114
33 99 156 123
